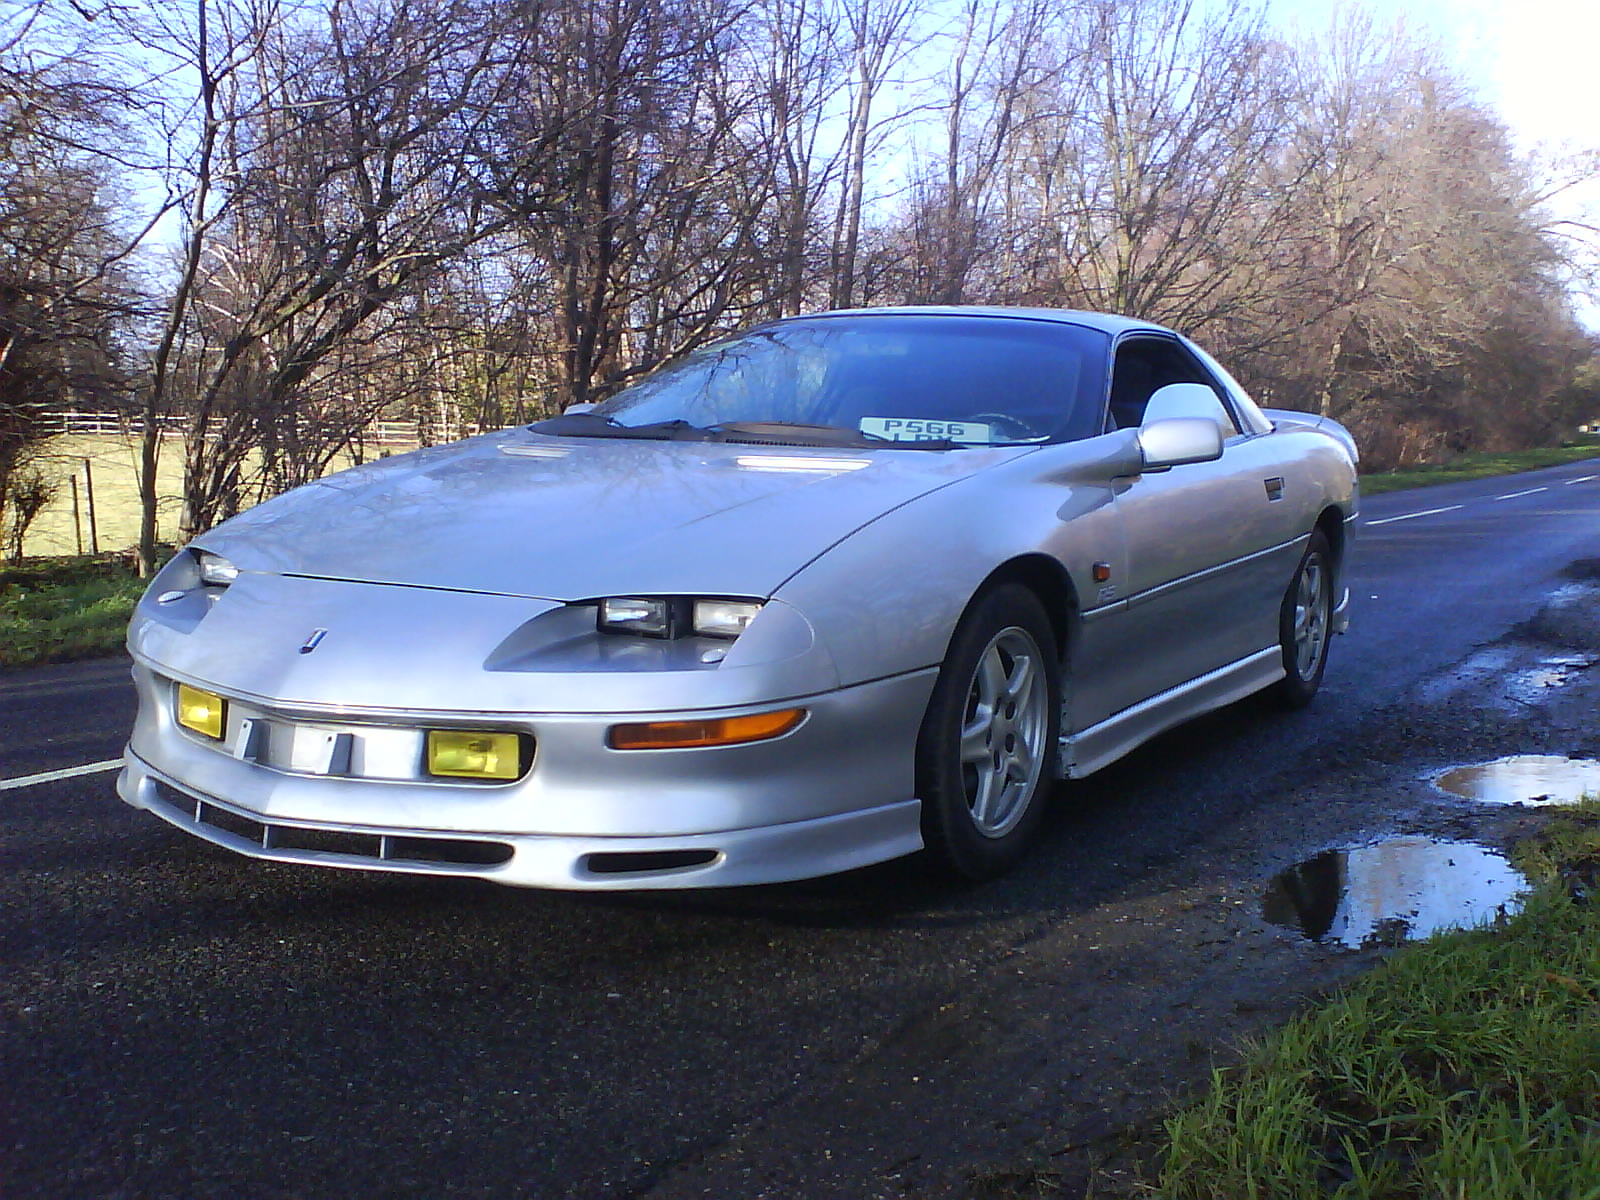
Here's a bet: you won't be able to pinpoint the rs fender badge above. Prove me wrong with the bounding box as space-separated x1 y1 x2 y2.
299 628 329 655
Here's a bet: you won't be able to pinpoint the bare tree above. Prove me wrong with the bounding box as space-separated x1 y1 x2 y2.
827 0 921 309
490 0 826 407
740 0 851 319
1011 0 1308 337
4 468 56 562
1 2 141 537
128 0 579 556
1256 14 1590 465
893 0 1065 304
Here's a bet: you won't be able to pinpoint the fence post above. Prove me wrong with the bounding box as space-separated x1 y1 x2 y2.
83 458 100 556
71 476 84 556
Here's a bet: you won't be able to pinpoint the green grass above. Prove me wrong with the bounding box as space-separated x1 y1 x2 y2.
0 554 148 668
1510 798 1600 908
1154 808 1600 1200
1360 439 1600 495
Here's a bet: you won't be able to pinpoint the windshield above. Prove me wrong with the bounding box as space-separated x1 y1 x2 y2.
561 314 1109 448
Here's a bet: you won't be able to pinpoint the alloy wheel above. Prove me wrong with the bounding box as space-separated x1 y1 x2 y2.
958 627 1049 838
1293 552 1330 681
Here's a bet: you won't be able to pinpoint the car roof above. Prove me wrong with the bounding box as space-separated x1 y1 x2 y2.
801 306 1176 338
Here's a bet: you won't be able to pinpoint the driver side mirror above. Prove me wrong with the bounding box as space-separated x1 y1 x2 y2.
1143 382 1232 427
1137 417 1224 470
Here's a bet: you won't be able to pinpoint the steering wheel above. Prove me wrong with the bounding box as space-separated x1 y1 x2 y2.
967 412 1043 440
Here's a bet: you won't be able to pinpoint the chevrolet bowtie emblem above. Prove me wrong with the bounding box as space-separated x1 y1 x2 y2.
299 628 329 655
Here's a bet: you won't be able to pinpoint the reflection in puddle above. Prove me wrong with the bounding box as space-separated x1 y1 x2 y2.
1506 655 1596 704
1435 755 1600 806
1262 839 1526 948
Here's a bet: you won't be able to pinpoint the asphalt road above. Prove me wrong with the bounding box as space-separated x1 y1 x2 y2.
4 457 1598 1198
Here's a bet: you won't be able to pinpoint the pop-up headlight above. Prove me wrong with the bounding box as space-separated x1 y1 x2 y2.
596 597 765 640
194 550 240 587
599 597 677 637
692 600 762 639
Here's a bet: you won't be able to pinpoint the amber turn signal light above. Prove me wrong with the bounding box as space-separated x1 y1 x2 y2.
608 708 806 750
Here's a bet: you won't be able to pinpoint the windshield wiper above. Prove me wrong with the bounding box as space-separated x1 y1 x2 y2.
704 421 958 450
530 413 707 440
532 413 961 450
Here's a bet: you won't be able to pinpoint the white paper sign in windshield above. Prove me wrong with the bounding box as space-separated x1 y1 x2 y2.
859 416 994 443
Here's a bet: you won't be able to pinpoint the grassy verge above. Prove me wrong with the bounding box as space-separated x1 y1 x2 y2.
1360 438 1600 495
1154 802 1600 1200
0 554 147 668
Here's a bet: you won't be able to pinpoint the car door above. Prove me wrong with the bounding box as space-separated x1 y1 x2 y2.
1086 333 1304 720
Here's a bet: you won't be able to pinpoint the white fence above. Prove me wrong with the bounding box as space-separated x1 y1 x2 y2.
33 411 491 446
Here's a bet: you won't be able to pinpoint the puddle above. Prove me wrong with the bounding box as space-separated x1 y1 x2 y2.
1435 754 1600 806
1505 654 1597 704
1262 838 1526 948
1524 653 1596 685
1417 646 1518 704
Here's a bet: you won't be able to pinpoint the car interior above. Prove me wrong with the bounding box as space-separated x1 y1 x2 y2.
1108 337 1240 435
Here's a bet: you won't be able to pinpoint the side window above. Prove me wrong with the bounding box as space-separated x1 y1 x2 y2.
1186 341 1273 435
1107 337 1241 437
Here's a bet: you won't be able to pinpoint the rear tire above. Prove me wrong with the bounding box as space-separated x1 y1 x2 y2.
1271 529 1333 709
916 584 1061 881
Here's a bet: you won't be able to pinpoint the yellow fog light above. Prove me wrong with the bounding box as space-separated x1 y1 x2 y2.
426 730 523 780
608 707 807 750
176 683 226 740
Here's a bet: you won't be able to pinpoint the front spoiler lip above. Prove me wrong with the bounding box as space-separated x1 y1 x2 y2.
119 750 923 891
1333 584 1352 635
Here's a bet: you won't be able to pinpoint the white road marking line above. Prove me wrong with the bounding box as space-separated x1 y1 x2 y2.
1365 504 1464 527
0 758 123 792
1493 486 1548 501
1566 475 1597 485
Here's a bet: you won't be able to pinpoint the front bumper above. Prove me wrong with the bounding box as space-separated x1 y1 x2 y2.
118 662 934 890
1333 584 1352 635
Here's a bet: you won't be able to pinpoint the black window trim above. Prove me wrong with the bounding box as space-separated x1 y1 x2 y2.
1106 330 1251 441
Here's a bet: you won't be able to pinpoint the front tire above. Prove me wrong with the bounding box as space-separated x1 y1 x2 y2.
1271 529 1333 709
916 584 1061 881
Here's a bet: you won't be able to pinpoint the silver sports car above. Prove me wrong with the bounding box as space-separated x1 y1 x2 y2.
119 308 1357 889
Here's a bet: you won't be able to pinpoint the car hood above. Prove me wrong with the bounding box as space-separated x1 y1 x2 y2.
197 431 1024 600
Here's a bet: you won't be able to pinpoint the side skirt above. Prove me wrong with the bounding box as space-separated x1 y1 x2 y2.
1057 647 1284 779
